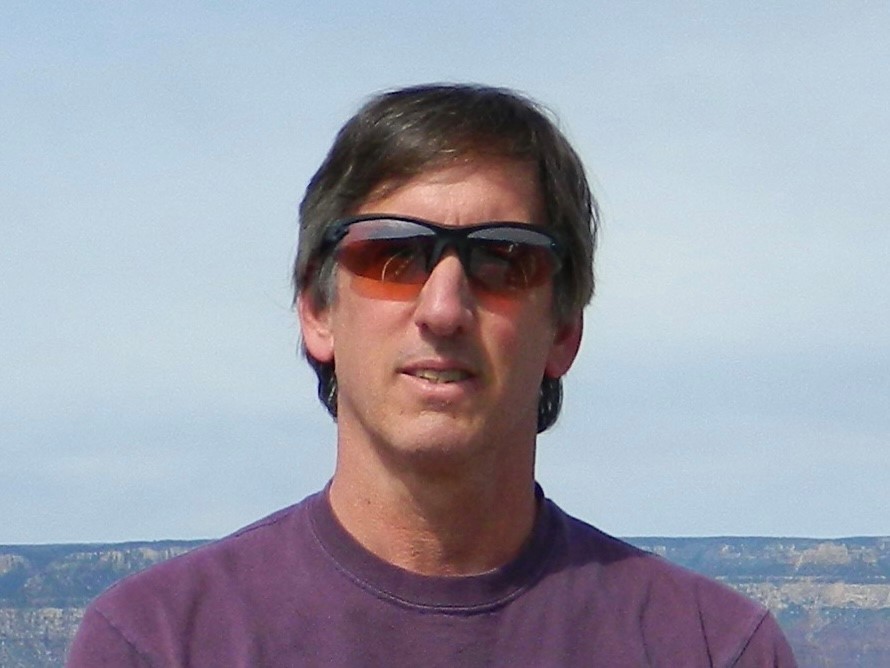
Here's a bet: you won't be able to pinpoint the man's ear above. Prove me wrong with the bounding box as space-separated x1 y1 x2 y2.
298 291 334 363
545 313 583 378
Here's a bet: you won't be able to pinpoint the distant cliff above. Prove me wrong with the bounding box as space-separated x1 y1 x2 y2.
0 541 204 667
630 536 890 667
2 537 888 667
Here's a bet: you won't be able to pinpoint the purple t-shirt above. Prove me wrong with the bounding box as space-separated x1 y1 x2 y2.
67 488 797 666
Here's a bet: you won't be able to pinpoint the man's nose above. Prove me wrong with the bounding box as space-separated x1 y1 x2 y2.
412 252 474 337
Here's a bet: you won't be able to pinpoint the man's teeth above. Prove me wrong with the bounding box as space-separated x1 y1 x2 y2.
413 369 468 383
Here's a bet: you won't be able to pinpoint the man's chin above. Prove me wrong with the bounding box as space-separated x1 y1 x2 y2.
378 427 489 475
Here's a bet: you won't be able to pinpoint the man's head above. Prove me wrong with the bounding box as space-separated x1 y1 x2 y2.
294 83 598 432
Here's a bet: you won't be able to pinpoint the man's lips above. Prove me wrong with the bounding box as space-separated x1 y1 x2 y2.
401 360 476 384
409 369 471 383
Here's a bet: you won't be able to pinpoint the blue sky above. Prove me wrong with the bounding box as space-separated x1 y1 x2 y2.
2 2 888 543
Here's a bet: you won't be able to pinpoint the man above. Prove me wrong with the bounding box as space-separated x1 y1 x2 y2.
68 84 797 666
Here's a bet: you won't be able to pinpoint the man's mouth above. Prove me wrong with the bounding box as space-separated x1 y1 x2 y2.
410 369 470 384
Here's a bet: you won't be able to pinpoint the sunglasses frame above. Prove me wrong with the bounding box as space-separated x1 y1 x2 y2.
320 214 565 295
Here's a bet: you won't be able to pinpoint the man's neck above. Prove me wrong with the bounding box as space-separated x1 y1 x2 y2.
327 444 538 576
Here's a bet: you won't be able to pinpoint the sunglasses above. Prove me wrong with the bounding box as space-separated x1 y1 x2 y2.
321 215 564 299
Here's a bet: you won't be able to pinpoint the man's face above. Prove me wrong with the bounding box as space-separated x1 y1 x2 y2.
300 159 581 475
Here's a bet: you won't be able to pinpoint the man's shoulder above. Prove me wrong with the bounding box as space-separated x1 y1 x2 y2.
555 503 765 613
547 502 793 666
67 494 327 665
89 495 314 616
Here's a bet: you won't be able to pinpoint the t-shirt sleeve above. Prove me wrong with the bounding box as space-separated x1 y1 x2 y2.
732 612 798 668
66 606 152 668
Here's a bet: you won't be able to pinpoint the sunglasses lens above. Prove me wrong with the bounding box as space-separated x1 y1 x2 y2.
336 220 434 285
333 218 560 298
466 233 557 292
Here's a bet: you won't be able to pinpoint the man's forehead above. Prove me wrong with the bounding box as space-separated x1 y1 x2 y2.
355 157 542 217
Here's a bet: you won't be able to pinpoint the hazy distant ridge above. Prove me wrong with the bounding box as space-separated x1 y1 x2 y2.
0 541 206 609
631 535 890 581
